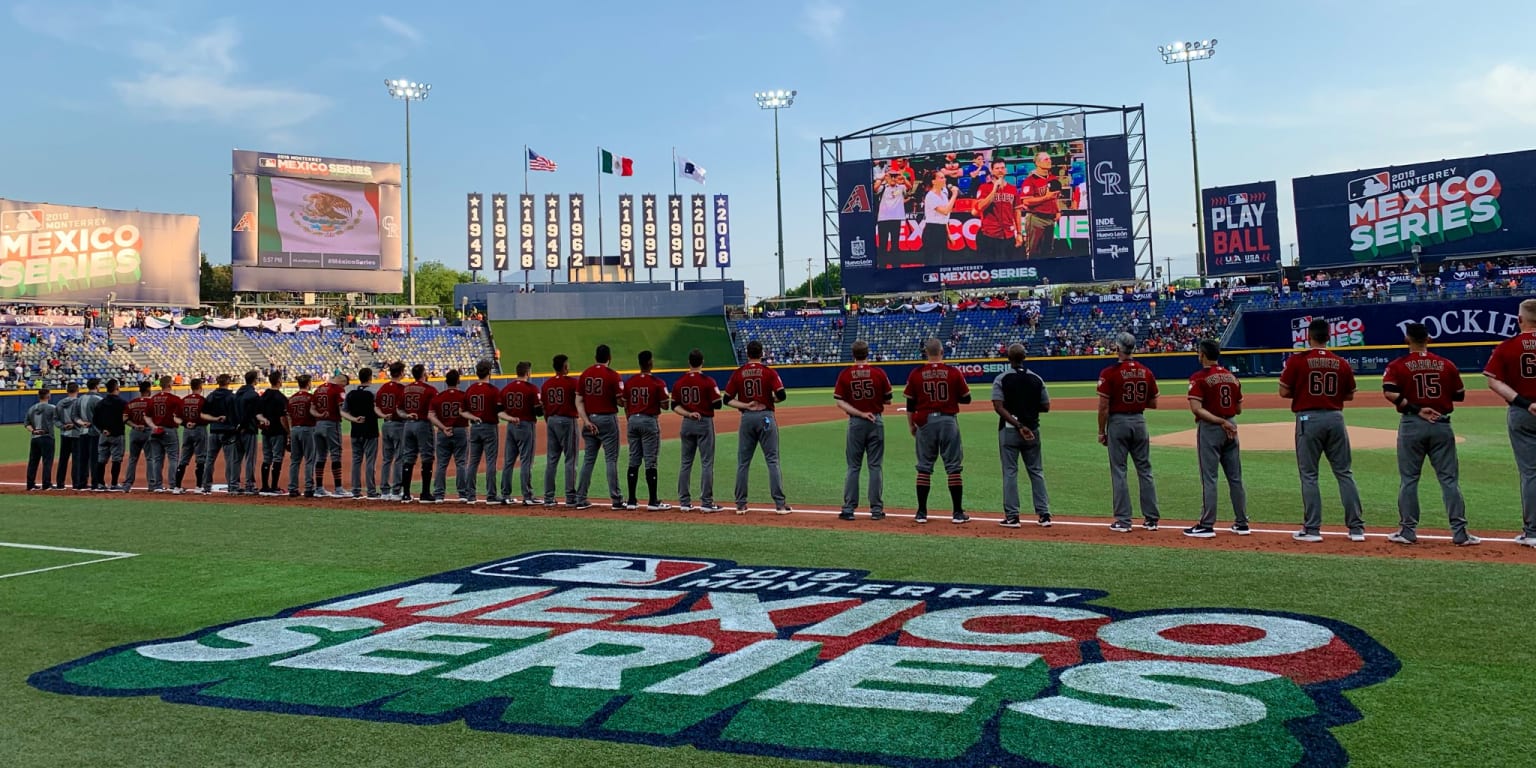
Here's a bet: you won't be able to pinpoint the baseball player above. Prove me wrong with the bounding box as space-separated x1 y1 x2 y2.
904 338 972 524
1383 322 1476 546
834 339 893 521
498 361 542 506
463 360 502 504
724 340 790 514
119 380 154 492
254 372 287 496
1483 297 1536 547
342 368 380 499
575 344 625 510
623 350 671 510
52 383 81 491
310 372 348 498
147 376 184 494
541 355 581 506
374 362 407 501
22 388 56 491
672 348 723 513
93 379 128 491
1279 318 1363 542
992 343 1051 529
285 375 317 497
1097 332 1160 532
1184 340 1249 538
171 378 205 494
429 369 470 504
234 370 262 495
76 378 104 490
397 364 438 504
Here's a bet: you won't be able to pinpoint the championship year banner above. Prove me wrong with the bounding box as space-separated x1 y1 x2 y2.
466 193 484 272
0 199 199 304
713 194 731 268
1293 148 1536 268
519 195 536 271
641 194 659 269
1203 180 1280 276
690 195 707 268
544 194 562 271
618 194 635 269
667 195 685 269
568 194 586 273
491 193 509 272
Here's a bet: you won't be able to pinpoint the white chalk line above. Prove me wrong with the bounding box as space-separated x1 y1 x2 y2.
0 541 139 580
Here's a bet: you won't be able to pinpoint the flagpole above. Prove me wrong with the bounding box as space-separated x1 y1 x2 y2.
523 144 528 195
596 146 605 284
672 147 679 290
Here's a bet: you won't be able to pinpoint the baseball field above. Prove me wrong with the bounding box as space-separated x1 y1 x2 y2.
4 376 1534 767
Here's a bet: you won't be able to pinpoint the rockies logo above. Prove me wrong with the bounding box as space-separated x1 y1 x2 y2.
1093 161 1125 195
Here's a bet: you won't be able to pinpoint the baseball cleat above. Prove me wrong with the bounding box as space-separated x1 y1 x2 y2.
870 511 885 521
1348 530 1367 542
735 505 748 515
1516 534 1536 548
1108 521 1132 533
950 513 970 525
1292 531 1324 543
574 502 593 510
1230 523 1251 535
1183 526 1216 539
1386 533 1417 545
1455 535 1482 547
914 512 928 524
646 503 673 511
838 511 856 521
998 517 1022 529
1142 520 1159 531
700 504 725 514
776 506 793 515
1036 514 1053 528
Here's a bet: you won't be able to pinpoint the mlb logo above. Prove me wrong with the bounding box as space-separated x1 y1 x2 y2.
472 552 714 586
0 208 44 233
1229 192 1249 205
1348 172 1390 201
1291 315 1313 332
258 157 278 168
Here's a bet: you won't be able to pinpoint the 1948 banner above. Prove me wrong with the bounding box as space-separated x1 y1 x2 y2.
0 198 199 304
1202 181 1280 276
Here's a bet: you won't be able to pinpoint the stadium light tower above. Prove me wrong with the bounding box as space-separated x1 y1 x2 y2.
755 89 796 297
387 78 431 306
1158 40 1216 279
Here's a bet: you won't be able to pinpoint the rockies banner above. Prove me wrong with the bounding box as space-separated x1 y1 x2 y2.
568 194 586 272
518 194 536 270
618 194 635 269
491 193 509 272
667 195 685 268
466 193 484 272
1203 181 1280 276
641 194 659 269
0 199 199 304
713 194 731 267
690 194 708 268
543 194 561 271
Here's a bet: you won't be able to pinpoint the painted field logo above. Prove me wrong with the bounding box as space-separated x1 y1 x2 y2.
30 551 1398 767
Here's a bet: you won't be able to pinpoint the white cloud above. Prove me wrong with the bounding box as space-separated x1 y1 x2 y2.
800 1 845 47
1461 62 1536 125
377 15 422 45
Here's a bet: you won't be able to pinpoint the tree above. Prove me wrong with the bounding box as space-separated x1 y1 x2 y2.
406 261 474 308
782 262 842 301
199 254 232 305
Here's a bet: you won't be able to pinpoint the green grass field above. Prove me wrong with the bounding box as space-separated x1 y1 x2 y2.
3 384 1533 767
489 316 736 374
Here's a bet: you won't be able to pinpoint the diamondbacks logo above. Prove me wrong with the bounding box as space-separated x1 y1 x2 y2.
842 184 871 213
30 551 1398 767
232 211 255 232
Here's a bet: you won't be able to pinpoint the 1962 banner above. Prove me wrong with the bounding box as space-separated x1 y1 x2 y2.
1293 148 1536 268
567 194 585 275
1203 181 1280 276
0 198 199 304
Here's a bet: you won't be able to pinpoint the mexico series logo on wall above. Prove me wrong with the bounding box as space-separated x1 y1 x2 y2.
31 551 1398 767
0 199 199 304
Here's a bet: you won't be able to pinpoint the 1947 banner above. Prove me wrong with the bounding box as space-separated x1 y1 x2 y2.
491 194 509 272
1202 181 1280 276
0 198 199 304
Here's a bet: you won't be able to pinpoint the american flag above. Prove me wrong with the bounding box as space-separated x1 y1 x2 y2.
527 148 558 172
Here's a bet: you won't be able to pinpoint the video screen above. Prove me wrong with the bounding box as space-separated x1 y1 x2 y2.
256 176 382 268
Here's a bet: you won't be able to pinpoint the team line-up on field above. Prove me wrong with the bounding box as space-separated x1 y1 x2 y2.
15 300 1536 548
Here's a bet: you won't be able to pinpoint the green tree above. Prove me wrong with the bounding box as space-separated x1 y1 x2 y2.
783 262 842 300
199 253 232 305
406 261 475 308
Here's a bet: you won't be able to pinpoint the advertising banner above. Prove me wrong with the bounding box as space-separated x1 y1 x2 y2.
1239 296 1525 349
0 199 199 304
1203 181 1281 275
1293 148 1536 268
231 150 401 293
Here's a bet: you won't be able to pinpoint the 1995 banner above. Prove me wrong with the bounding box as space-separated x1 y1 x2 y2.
0 198 199 304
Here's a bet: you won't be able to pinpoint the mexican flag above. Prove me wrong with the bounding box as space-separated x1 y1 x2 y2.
257 176 382 256
599 149 633 176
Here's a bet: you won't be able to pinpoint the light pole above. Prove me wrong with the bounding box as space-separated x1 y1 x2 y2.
755 89 796 297
386 78 431 306
1158 40 1216 279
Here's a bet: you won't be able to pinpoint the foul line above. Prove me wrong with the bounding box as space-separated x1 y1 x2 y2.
0 541 139 580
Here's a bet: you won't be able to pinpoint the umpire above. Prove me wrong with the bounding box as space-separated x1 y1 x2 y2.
991 343 1051 528
1384 323 1477 545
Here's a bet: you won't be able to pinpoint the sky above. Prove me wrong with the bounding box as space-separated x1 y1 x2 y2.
7 0 1536 301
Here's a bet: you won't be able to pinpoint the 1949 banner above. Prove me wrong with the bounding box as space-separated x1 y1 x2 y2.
0 198 199 304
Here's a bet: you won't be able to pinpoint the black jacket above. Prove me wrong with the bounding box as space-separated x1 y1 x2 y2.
92 394 127 437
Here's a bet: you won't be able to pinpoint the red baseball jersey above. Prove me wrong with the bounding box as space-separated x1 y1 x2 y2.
541 375 580 419
976 181 1018 238
725 362 784 411
1483 331 1536 401
286 391 316 428
577 364 624 415
399 381 436 421
834 363 893 415
464 381 501 424
430 388 469 428
149 391 183 427
374 380 405 420
1098 360 1160 414
671 372 720 418
125 397 150 428
1280 348 1357 412
179 391 205 427
1187 365 1242 420
1018 172 1060 216
623 373 669 417
499 379 541 421
310 382 340 421
1384 350 1464 415
903 363 970 422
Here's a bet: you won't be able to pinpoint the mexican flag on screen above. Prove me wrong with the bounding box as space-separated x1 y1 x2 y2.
257 176 382 255
599 148 633 176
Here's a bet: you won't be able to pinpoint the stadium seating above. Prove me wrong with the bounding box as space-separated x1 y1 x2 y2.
244 326 494 379
857 314 942 361
729 317 844 364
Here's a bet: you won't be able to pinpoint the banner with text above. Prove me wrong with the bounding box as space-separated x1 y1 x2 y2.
1203 180 1280 276
0 199 199 304
1239 295 1525 349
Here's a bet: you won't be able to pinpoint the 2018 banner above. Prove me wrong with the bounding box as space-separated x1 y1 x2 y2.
0 199 200 304
713 194 731 268
1203 181 1280 276
1293 148 1536 268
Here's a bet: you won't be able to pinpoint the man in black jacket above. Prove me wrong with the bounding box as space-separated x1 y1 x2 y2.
199 374 241 494
234 370 262 494
92 379 128 492
257 372 290 496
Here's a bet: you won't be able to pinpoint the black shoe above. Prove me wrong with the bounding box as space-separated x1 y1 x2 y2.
1230 522 1251 536
1109 521 1132 533
1183 525 1216 539
303 491 316 498
574 501 593 510
838 511 856 521
288 490 299 498
870 511 885 521
951 512 971 525
915 511 928 524
999 517 1022 529
1142 520 1160 532
1037 513 1053 528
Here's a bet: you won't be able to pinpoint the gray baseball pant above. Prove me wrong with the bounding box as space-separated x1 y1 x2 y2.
1000 426 1048 518
1295 409 1364 534
1396 415 1466 541
843 415 885 515
1106 413 1159 524
1196 421 1248 529
203 431 237 490
148 429 179 492
677 417 716 507
381 420 404 495
577 413 623 505
401 420 436 499
466 423 499 501
261 432 286 491
122 429 151 489
237 432 258 491
350 435 379 496
434 427 468 500
627 415 661 469
544 415 578 503
735 410 786 507
500 421 536 501
176 427 205 489
915 413 963 475
1511 407 1536 539
313 420 343 490
288 425 315 493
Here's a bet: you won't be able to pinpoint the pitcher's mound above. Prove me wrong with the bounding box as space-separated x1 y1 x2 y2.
1151 422 1464 452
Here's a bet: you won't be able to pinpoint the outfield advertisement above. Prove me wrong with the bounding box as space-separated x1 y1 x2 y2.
1203 181 1281 276
1238 296 1526 349
838 134 1137 293
231 150 403 293
1293 148 1536 267
31 550 1397 768
0 199 199 304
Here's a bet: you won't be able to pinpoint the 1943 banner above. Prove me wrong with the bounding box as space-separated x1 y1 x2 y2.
466 193 484 272
0 199 199 304
1202 181 1280 276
